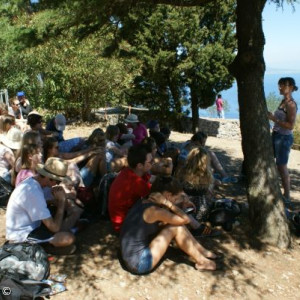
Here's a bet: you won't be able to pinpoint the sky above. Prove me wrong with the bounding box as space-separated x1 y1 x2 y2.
263 2 300 73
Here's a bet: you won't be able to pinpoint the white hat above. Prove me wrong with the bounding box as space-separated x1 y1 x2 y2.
124 114 139 123
55 114 66 131
36 157 69 182
1 127 23 150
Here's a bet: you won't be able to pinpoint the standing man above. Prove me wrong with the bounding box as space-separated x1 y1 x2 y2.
216 94 225 119
17 91 32 119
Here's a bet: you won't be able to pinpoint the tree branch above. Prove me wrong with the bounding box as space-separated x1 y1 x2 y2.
132 0 214 7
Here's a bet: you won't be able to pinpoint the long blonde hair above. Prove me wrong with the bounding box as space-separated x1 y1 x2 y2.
175 146 213 189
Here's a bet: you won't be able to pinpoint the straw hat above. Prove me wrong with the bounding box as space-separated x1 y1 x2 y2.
1 127 23 150
124 114 139 123
36 157 68 182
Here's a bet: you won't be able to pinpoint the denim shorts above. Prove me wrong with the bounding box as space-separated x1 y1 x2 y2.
272 132 293 165
137 248 153 274
80 167 95 187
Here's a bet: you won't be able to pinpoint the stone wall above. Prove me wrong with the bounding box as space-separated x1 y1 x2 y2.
198 118 241 140
95 111 241 140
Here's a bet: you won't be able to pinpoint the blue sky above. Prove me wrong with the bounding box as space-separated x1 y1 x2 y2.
263 2 300 73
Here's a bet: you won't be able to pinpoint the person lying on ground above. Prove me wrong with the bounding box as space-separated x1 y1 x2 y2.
120 175 218 275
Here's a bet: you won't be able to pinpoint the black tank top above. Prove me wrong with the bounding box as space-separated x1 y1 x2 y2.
120 199 160 272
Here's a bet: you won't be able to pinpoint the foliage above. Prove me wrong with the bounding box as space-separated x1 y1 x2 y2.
265 92 281 113
115 2 236 124
0 3 141 120
294 115 300 145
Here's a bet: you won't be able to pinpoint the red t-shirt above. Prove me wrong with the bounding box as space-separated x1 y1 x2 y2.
108 167 151 232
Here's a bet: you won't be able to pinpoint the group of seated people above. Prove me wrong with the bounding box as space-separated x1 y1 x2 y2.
1 106 236 272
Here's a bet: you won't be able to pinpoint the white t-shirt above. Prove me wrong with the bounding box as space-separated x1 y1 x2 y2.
6 177 51 242
0 144 13 177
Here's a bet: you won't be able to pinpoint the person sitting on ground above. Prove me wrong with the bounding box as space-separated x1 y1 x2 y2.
0 127 23 185
17 91 32 119
44 137 106 188
120 175 218 274
124 114 148 145
9 97 22 119
174 147 217 224
0 102 8 116
116 122 135 149
178 131 237 184
175 146 215 197
6 157 78 255
108 144 153 232
0 115 16 135
142 137 173 176
105 125 128 173
15 143 43 186
148 120 167 156
46 113 84 153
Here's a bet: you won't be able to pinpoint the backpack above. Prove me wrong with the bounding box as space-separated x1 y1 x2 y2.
0 243 50 281
0 277 51 300
0 177 13 207
0 243 51 299
96 172 117 219
208 199 241 231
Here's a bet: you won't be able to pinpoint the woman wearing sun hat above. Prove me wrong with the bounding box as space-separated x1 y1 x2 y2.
0 127 23 184
125 114 148 145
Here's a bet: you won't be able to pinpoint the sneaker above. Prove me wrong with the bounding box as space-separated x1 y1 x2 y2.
191 224 222 238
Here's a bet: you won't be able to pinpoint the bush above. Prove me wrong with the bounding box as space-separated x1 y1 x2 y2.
294 115 300 145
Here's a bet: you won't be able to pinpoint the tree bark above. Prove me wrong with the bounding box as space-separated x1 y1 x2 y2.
229 0 290 248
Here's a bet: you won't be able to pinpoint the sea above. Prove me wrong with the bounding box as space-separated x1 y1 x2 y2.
190 73 300 120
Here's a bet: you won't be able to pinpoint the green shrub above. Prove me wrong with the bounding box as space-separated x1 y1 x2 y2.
294 115 300 145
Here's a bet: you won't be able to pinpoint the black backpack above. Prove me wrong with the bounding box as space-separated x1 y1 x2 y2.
208 199 241 231
0 242 51 299
0 177 13 207
0 277 51 300
0 243 50 281
96 172 117 219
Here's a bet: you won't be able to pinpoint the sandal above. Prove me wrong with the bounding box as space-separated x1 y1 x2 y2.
190 224 222 238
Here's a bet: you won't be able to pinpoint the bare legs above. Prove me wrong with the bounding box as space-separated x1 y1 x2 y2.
277 164 290 200
149 225 216 271
50 232 75 247
208 150 227 178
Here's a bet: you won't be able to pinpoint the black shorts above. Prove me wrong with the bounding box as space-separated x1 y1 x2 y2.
27 224 55 244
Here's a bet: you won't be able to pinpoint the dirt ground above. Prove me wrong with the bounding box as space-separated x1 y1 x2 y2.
1 123 300 300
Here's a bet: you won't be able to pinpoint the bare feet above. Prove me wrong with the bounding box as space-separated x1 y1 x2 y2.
195 259 216 271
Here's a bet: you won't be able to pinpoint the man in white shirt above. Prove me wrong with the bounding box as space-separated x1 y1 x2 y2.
6 157 79 254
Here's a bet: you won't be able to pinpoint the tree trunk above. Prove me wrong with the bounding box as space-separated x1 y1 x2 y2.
230 0 290 248
190 84 199 133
